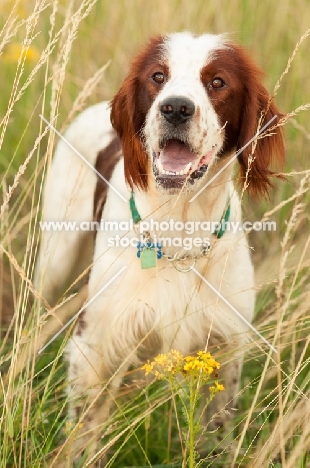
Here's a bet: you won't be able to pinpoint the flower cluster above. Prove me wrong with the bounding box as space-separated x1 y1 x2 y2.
142 349 184 379
142 350 224 467
142 349 224 391
183 351 220 377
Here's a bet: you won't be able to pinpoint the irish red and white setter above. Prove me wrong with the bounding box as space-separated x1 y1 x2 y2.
35 32 284 465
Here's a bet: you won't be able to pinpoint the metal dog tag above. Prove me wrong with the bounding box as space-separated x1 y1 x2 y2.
140 248 157 269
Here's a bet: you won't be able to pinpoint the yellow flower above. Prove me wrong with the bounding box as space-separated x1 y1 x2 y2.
197 351 211 358
215 381 225 392
203 365 214 375
154 353 168 365
184 360 198 372
197 351 220 368
209 381 225 394
2 42 40 62
185 355 195 362
141 361 153 375
154 370 164 379
183 361 194 372
170 349 182 358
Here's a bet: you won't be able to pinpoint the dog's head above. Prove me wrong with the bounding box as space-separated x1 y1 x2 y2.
111 32 285 196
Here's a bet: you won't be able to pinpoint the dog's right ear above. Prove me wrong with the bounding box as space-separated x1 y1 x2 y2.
110 75 149 191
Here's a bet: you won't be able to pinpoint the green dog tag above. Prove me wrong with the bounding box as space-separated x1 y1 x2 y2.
140 248 157 269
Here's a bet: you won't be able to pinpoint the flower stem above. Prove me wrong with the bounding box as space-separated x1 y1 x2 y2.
188 379 196 468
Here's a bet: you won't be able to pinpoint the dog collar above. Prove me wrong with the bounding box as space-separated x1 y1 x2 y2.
213 202 230 239
129 192 230 238
129 192 230 270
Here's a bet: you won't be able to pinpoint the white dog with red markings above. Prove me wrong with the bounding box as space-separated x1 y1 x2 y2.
35 32 284 465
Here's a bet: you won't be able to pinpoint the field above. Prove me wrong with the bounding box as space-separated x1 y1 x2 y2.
0 0 309 467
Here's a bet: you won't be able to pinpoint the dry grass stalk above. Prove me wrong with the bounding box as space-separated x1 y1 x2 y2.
63 60 111 129
273 28 310 97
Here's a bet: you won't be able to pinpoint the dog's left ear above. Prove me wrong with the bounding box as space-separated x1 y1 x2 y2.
232 44 285 197
111 75 149 191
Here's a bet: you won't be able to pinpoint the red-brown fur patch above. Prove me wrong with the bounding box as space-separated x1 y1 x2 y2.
202 43 284 196
111 36 168 190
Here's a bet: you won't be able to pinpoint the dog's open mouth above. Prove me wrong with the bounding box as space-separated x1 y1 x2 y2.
153 139 215 189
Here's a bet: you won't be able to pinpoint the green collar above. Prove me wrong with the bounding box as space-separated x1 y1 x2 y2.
129 192 230 239
213 202 230 239
129 192 142 224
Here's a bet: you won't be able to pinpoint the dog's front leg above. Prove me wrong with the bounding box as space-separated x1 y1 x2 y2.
64 336 128 467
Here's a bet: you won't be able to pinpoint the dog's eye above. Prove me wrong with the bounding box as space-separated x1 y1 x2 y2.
211 77 225 89
152 72 165 84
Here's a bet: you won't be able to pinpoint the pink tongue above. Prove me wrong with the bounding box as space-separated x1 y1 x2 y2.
198 150 213 168
161 140 195 172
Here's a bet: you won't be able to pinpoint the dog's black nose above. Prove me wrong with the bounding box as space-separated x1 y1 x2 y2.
160 96 195 125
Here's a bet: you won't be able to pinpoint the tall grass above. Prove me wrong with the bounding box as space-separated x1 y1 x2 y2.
0 1 309 467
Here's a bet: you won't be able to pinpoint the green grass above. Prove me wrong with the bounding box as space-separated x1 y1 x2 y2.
1 0 310 467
